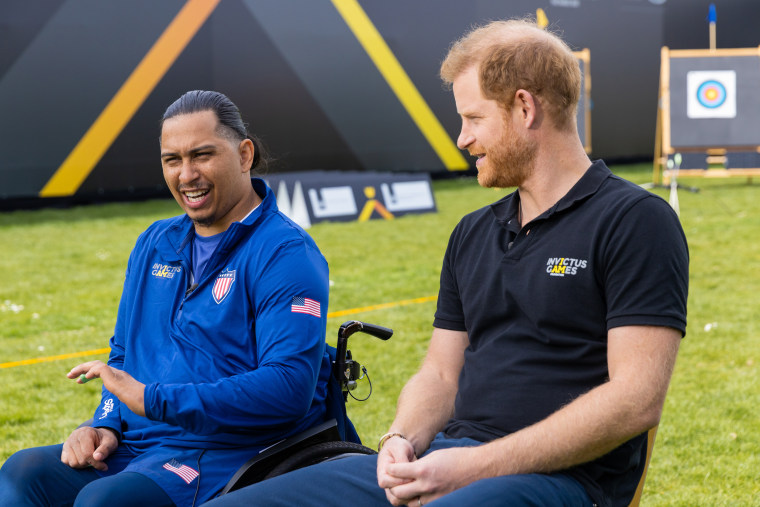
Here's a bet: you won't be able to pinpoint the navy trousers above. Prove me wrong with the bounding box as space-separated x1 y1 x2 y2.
201 434 593 506
0 444 175 507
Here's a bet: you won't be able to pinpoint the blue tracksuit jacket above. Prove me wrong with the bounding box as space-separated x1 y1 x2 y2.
91 179 331 505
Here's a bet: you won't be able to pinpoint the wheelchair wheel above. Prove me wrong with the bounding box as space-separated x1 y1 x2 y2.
264 441 377 480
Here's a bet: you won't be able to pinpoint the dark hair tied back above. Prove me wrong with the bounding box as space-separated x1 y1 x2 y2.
161 90 264 171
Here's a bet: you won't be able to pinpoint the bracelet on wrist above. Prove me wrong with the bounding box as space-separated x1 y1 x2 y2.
377 432 406 451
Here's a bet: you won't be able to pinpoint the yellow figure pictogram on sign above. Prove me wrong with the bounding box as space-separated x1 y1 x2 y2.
358 186 394 222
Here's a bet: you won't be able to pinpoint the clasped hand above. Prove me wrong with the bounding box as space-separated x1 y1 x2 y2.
61 426 118 471
377 438 482 506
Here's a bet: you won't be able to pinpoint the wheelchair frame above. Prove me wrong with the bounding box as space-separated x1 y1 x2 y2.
218 319 392 495
76 320 391 496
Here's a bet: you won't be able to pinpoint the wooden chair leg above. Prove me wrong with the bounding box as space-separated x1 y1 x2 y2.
627 426 658 507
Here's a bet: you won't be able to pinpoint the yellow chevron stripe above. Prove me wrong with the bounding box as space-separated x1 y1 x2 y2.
39 0 220 197
331 0 468 171
0 295 437 370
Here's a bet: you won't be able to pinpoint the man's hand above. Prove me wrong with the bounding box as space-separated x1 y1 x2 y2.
377 436 416 504
375 328 469 505
61 426 119 471
68 360 146 416
381 446 482 506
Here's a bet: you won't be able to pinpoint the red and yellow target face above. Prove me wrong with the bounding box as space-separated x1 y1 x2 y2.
687 70 736 119
696 80 727 108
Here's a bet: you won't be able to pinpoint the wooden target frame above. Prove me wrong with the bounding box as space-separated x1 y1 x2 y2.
653 46 760 183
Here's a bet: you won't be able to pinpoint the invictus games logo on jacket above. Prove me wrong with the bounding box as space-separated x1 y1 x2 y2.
212 269 236 304
151 263 181 279
546 257 587 277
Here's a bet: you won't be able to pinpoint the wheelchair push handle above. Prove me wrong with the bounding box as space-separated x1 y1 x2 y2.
334 320 393 400
338 320 393 341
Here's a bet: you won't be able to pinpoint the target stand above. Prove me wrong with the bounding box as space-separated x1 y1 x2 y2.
653 46 760 185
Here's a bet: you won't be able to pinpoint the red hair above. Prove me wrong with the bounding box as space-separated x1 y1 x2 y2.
440 19 581 131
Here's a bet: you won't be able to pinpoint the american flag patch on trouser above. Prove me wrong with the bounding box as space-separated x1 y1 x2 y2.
163 459 199 484
291 296 321 317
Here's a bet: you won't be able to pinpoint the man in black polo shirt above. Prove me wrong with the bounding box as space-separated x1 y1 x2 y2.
202 19 688 507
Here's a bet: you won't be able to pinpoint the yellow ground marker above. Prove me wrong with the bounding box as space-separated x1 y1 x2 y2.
40 0 220 197
327 295 436 318
0 296 437 370
0 348 110 370
331 0 468 171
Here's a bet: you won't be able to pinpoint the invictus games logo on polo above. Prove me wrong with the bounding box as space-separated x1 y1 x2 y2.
151 263 181 279
546 257 587 277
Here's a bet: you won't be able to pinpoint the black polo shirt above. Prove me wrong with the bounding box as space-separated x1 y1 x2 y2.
434 160 688 507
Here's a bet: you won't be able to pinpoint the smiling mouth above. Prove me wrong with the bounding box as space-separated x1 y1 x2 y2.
183 189 209 203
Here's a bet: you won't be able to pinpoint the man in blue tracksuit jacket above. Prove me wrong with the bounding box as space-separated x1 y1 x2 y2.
0 91 331 506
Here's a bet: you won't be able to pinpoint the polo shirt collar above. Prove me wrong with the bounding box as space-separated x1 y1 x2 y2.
551 159 610 214
490 192 519 226
490 160 611 225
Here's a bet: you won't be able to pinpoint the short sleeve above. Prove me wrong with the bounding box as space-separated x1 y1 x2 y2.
433 222 467 331
602 195 689 335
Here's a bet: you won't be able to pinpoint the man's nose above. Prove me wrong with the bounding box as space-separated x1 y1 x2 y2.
178 160 198 184
457 128 474 150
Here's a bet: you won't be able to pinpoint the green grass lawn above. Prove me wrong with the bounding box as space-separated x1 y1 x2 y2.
0 164 757 505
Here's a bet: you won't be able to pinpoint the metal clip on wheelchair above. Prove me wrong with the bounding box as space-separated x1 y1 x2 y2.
220 320 393 495
335 320 393 402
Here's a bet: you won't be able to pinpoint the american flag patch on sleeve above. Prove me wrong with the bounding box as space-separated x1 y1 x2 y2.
291 296 321 317
162 459 199 484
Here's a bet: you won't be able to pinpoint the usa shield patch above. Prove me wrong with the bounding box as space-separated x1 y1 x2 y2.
212 269 236 304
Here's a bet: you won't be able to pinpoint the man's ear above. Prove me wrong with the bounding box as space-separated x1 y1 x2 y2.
513 89 541 129
239 138 255 173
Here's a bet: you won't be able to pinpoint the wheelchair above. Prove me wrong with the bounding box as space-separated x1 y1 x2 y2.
217 319 392 494
77 320 391 496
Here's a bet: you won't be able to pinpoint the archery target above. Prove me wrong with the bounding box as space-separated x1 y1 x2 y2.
687 70 736 118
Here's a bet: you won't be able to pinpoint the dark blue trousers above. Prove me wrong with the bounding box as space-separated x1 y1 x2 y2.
0 444 175 507
202 434 593 506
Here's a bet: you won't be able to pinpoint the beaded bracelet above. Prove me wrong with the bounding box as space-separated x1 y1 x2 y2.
377 432 406 451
